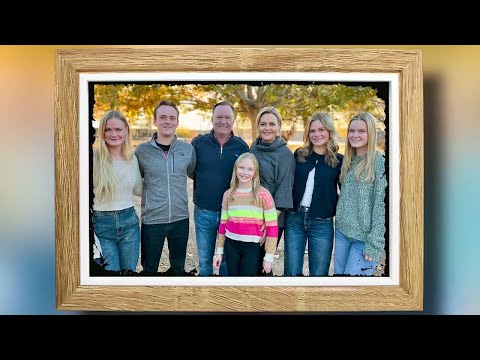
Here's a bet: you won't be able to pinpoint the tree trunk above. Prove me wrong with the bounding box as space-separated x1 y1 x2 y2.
250 115 257 143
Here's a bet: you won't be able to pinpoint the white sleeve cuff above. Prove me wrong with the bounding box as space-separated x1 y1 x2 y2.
263 253 274 263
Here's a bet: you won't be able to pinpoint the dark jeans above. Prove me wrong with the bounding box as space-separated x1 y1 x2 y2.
141 218 189 274
257 227 283 276
224 237 260 276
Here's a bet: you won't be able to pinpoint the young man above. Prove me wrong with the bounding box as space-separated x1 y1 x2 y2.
135 100 196 275
191 101 249 276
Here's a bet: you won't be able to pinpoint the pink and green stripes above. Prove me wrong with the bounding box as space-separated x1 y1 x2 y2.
216 188 278 261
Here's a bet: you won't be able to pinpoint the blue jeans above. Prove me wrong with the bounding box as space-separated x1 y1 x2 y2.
333 229 379 276
194 206 227 276
284 209 334 276
93 207 140 272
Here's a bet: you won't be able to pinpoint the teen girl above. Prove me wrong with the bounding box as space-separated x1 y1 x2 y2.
92 110 143 273
334 112 387 276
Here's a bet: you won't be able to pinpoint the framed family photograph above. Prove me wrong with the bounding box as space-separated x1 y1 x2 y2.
55 47 423 311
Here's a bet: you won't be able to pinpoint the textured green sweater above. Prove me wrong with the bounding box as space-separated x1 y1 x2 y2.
335 152 387 258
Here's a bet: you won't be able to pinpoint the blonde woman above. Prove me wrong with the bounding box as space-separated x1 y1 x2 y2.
249 106 295 275
213 153 278 276
93 110 143 273
334 112 387 276
284 113 343 276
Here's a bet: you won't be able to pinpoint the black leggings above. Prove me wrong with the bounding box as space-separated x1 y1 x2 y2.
224 237 260 276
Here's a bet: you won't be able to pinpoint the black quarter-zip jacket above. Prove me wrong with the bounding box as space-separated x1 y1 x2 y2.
191 130 249 211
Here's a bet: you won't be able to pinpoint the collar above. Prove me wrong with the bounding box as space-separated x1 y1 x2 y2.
151 132 177 147
211 130 233 145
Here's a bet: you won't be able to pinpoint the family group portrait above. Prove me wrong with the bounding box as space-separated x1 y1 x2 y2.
89 80 389 278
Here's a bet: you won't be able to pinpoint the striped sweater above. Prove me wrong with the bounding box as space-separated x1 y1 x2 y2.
216 187 278 262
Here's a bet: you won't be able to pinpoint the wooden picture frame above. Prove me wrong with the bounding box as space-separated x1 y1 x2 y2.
55 47 423 311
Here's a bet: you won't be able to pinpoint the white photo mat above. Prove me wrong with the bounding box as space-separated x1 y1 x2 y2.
79 72 400 287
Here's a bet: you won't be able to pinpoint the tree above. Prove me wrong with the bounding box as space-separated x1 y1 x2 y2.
198 84 382 141
94 83 384 142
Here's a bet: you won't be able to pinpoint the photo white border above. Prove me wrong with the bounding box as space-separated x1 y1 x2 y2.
79 72 399 287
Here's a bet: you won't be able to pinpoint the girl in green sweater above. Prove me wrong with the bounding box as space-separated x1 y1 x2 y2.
334 112 387 276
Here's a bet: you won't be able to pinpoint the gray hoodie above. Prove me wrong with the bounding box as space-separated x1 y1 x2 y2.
135 134 196 224
250 137 295 227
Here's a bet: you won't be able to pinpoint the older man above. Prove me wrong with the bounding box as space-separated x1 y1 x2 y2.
191 101 249 276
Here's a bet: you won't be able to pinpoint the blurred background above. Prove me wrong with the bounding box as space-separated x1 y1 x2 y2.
93 82 387 154
0 45 478 314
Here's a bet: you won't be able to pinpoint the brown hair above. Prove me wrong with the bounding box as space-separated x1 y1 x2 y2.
154 99 179 119
212 100 235 118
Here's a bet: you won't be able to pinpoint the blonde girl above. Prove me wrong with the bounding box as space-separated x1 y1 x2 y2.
334 112 387 276
284 112 343 276
92 110 143 273
213 153 278 276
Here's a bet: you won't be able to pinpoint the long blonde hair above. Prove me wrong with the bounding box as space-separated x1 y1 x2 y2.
340 112 378 184
93 110 133 202
297 112 340 167
229 153 261 203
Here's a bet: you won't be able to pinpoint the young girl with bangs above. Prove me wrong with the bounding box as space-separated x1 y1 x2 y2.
213 153 278 276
